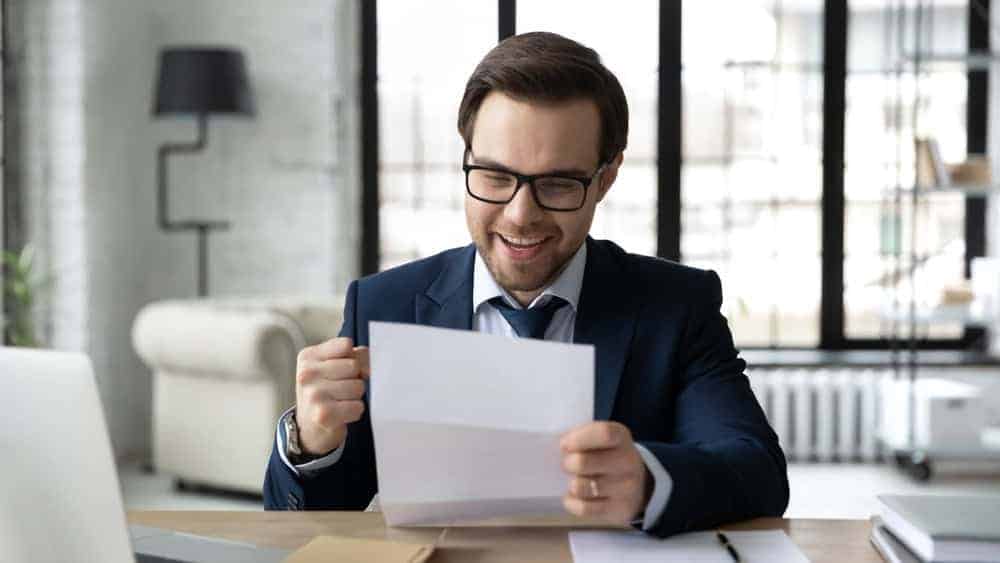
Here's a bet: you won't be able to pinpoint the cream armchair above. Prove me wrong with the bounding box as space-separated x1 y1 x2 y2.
131 297 343 494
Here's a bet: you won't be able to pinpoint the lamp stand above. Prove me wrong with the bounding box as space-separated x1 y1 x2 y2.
156 114 230 296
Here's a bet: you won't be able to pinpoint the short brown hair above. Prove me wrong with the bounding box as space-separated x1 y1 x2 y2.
457 32 628 165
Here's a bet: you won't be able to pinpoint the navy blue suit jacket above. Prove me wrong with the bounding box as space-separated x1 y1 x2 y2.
263 237 789 537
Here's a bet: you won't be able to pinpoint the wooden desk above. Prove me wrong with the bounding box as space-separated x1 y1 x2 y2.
127 511 881 562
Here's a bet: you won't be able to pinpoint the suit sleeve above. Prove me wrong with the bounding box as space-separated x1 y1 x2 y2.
637 270 789 537
263 280 378 510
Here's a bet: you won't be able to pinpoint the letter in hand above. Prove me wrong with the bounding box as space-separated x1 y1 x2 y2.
294 337 371 456
559 421 650 525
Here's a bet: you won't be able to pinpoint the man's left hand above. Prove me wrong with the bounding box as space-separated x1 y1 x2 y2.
560 421 650 525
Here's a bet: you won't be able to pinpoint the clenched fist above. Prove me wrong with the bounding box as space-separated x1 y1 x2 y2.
294 337 370 456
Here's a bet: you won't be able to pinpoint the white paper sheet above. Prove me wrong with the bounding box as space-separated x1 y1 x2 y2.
368 321 594 526
569 530 811 563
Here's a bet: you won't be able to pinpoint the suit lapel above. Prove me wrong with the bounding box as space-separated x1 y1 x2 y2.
574 238 638 421
415 245 476 331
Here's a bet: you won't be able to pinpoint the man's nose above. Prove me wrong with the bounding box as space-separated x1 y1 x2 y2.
503 181 545 226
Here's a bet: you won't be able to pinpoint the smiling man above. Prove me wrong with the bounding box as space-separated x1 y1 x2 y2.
263 32 789 537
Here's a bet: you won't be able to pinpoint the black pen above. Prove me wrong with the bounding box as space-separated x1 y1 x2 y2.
716 531 742 562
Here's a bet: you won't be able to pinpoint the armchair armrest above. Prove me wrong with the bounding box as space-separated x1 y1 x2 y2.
132 301 307 381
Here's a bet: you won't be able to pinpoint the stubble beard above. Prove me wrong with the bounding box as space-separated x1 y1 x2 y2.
478 239 565 297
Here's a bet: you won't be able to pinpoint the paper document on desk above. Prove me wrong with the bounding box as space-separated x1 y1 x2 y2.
570 529 811 562
368 321 594 526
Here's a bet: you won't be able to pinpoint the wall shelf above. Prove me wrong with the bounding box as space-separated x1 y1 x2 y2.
880 304 990 328
900 51 998 70
916 184 1000 196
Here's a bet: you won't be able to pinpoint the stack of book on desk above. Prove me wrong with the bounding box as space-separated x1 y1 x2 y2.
870 495 1000 562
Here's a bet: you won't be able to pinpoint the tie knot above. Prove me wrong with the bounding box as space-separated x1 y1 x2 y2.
488 296 567 340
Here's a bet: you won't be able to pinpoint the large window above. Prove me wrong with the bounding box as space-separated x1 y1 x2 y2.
518 1 659 257
845 1 972 343
368 1 988 350
376 1 496 269
682 0 824 347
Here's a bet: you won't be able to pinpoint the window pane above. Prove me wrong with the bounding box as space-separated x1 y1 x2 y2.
377 1 497 269
683 0 824 347
844 1 969 340
518 0 659 257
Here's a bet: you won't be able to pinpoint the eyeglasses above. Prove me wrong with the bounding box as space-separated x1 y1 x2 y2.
462 150 606 212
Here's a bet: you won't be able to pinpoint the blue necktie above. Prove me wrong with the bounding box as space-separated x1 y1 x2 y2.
488 296 568 339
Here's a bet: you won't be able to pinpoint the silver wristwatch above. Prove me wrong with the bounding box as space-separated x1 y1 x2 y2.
283 410 311 464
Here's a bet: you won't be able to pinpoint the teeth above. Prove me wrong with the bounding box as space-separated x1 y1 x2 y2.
501 235 545 247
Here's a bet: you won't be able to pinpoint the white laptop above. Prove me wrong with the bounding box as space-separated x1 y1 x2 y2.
0 347 290 563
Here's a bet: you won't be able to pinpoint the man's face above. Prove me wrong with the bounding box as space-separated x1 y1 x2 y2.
465 91 620 300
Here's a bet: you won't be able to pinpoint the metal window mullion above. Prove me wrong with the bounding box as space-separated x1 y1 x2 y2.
360 0 379 275
657 0 681 261
821 0 848 349
964 0 989 349
499 0 515 41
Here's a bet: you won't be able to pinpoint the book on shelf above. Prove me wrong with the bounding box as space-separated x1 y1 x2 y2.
915 138 993 192
915 138 951 190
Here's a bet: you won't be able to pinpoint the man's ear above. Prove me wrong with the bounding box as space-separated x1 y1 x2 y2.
596 151 624 203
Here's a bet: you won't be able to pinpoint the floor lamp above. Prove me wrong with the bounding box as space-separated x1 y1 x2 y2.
152 48 254 296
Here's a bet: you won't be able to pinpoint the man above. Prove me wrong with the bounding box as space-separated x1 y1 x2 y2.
264 32 788 538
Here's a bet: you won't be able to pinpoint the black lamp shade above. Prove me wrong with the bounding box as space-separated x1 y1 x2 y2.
154 48 254 116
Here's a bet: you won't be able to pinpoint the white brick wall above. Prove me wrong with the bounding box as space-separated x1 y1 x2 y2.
16 0 360 459
19 0 90 355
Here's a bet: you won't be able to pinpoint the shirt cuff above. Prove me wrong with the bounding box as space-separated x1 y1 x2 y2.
633 443 673 531
275 406 348 477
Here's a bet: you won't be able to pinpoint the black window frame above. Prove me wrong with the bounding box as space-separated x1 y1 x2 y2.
359 0 990 351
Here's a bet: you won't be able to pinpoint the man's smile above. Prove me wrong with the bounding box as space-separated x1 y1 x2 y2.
495 233 553 260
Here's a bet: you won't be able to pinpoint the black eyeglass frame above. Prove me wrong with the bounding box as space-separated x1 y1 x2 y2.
462 150 607 212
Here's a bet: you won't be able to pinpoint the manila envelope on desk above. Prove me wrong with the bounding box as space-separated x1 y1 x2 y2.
284 535 435 563
368 322 595 527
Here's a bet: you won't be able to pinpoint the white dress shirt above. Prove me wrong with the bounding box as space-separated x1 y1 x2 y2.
275 242 672 530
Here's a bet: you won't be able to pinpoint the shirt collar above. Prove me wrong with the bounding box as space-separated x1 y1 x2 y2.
473 242 587 312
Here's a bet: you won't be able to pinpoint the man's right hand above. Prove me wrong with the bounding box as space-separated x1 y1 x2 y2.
294 337 370 456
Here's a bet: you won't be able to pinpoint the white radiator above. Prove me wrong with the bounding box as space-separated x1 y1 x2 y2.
748 368 892 462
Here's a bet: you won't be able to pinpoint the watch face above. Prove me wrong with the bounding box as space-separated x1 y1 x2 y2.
285 415 302 456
